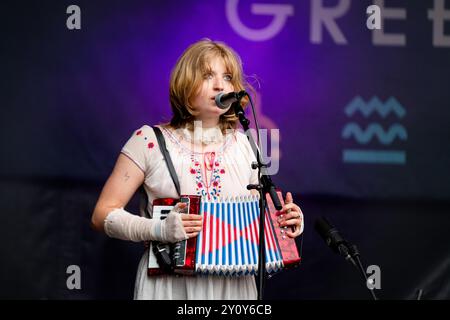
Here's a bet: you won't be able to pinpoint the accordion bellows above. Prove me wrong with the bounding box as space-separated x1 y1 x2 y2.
148 193 301 277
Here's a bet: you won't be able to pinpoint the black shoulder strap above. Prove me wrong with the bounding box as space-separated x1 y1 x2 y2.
152 126 181 197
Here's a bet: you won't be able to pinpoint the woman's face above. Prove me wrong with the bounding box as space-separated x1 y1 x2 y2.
191 56 234 126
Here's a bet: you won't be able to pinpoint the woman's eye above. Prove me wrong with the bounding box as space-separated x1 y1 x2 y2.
224 75 232 81
204 73 213 80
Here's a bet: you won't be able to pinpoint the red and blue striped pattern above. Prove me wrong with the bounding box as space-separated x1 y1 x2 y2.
195 195 283 276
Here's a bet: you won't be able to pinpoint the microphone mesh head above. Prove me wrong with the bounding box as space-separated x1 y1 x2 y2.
314 217 333 240
214 92 227 109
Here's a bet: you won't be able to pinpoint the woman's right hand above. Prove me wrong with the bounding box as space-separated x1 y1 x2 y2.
161 202 203 242
175 202 203 238
142 202 203 244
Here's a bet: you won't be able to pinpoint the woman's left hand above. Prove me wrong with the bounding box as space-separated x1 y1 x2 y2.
277 192 304 238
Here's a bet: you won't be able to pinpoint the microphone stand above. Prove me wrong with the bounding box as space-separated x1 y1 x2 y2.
231 92 283 300
348 244 379 301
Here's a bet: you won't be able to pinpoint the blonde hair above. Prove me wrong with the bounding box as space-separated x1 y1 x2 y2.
168 39 252 132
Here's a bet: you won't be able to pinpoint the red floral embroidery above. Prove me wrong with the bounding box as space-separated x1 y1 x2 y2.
190 152 226 200
136 130 142 136
147 142 154 149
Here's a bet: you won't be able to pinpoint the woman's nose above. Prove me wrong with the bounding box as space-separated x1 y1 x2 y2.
213 77 224 91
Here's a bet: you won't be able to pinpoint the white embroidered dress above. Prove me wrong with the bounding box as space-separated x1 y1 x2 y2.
120 125 259 300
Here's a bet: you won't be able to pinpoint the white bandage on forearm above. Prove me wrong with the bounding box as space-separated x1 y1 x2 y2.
103 208 187 243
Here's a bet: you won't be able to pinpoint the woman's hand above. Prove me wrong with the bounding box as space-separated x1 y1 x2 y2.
277 192 304 238
176 202 203 238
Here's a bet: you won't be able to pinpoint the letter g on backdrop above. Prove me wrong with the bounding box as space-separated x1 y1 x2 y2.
226 0 294 41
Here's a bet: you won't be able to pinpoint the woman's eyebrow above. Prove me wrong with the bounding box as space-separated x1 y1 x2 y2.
205 70 232 75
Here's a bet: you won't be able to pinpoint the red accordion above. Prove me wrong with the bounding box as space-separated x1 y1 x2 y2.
147 191 301 276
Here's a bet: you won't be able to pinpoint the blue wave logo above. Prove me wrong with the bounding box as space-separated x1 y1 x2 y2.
342 123 407 145
342 96 407 165
345 96 406 118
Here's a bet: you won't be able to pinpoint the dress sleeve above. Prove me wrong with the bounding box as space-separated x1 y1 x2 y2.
120 125 158 176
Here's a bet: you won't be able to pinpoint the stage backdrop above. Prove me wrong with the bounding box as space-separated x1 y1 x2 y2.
1 0 450 299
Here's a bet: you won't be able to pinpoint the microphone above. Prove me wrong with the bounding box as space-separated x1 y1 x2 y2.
215 90 247 109
314 217 356 267
315 217 379 300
